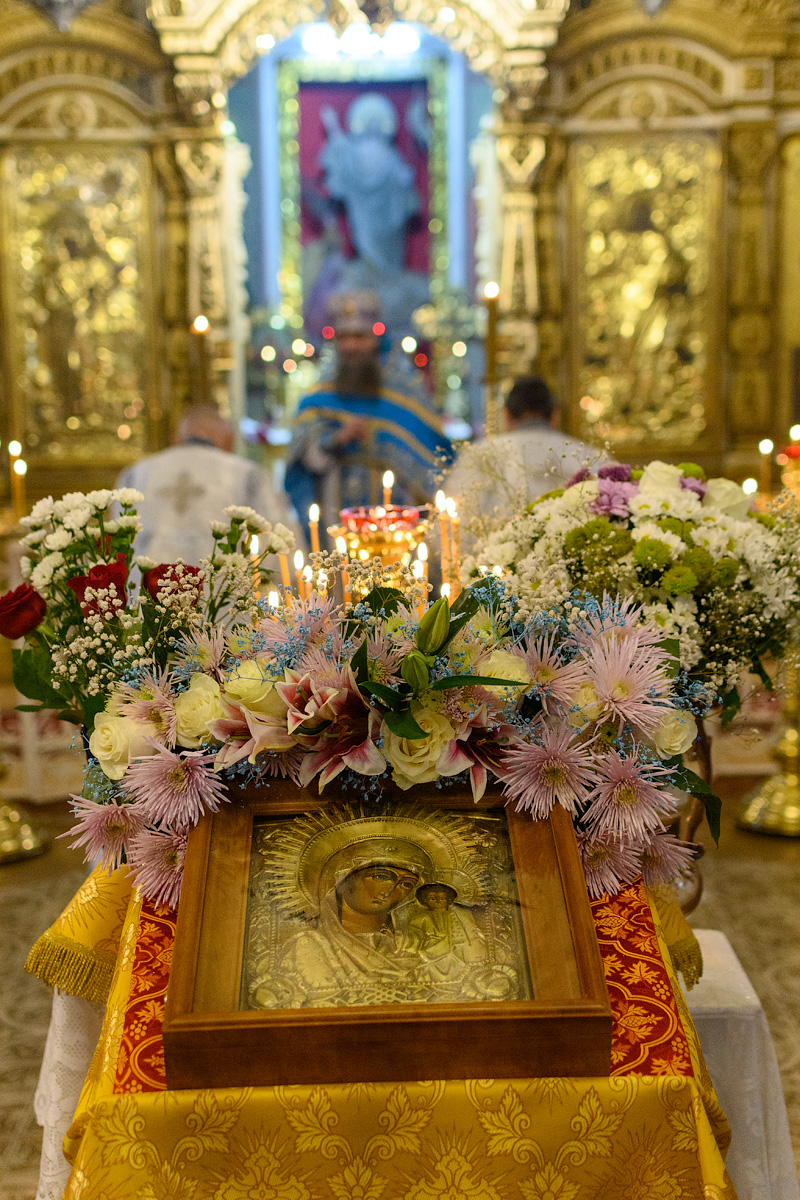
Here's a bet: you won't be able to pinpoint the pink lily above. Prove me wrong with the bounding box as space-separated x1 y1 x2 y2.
298 673 386 791
210 697 294 770
276 669 343 734
437 705 524 802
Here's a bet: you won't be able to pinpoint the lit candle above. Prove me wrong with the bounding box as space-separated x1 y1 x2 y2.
190 314 212 404
278 553 291 590
336 536 352 606
317 569 328 595
308 503 321 554
445 497 460 596
9 441 25 520
483 281 500 437
302 564 313 597
435 489 450 587
441 582 451 600
250 534 260 593
417 540 428 583
293 549 305 597
758 438 774 497
382 469 394 508
267 590 280 608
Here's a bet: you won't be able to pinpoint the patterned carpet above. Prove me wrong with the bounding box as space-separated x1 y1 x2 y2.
0 783 798 1200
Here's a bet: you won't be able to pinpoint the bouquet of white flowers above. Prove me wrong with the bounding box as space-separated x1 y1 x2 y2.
465 460 800 718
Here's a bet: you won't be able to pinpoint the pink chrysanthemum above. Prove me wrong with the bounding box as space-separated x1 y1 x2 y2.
576 832 641 899
523 632 583 713
639 831 695 886
500 723 598 818
174 628 227 679
582 636 669 735
584 750 673 841
127 828 186 909
365 631 404 684
63 794 145 871
571 595 664 652
124 742 228 826
116 669 178 746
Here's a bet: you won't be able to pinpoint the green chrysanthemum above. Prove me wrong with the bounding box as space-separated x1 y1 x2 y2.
633 537 672 572
711 557 739 587
661 565 699 596
677 461 706 480
657 517 684 538
682 547 714 584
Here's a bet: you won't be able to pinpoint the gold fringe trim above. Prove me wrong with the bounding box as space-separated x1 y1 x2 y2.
668 934 704 991
25 931 117 1005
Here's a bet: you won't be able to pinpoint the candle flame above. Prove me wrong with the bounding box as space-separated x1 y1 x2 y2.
483 281 500 300
335 536 347 554
445 497 457 518
191 315 209 333
758 439 774 455
412 560 424 579
441 582 451 599
249 534 259 555
293 550 304 570
267 590 280 607
308 503 320 522
435 489 446 512
302 565 313 582
13 459 27 476
8 440 21 457
791 424 800 441
382 470 394 489
417 541 428 561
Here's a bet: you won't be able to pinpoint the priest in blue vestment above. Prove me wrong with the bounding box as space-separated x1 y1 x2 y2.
285 291 454 543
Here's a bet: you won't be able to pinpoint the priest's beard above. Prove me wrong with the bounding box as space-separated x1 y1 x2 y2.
334 355 382 397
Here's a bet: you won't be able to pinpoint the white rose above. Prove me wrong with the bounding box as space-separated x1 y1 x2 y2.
174 673 225 748
559 480 599 514
639 461 684 492
567 681 604 727
89 712 158 781
482 650 532 699
652 708 697 757
223 657 287 718
382 706 455 789
703 478 751 520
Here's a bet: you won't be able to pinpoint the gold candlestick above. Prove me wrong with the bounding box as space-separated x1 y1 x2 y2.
483 281 500 437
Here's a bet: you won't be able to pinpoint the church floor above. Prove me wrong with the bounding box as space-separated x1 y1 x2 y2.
0 779 798 1200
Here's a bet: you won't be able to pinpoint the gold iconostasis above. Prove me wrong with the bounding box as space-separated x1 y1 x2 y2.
1 0 800 505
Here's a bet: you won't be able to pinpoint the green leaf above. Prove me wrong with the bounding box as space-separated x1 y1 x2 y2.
439 611 472 650
751 656 774 692
12 645 64 707
350 638 369 685
360 680 405 710
431 674 516 690
720 686 741 726
384 708 428 740
670 764 722 846
362 585 404 617
449 586 481 620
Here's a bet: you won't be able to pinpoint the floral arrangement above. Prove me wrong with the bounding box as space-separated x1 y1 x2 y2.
464 460 800 719
0 487 721 909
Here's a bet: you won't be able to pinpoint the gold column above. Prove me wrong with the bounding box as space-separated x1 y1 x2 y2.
532 134 567 400
727 122 776 453
739 657 800 837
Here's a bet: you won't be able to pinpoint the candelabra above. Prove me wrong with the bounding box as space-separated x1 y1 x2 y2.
328 505 428 588
739 655 800 836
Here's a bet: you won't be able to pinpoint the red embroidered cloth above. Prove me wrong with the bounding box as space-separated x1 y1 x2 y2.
114 878 692 1093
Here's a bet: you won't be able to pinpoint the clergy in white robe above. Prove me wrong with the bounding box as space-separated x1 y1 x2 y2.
116 406 300 565
443 377 606 534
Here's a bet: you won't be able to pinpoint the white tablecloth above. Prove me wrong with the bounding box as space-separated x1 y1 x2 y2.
34 931 799 1200
685 929 799 1200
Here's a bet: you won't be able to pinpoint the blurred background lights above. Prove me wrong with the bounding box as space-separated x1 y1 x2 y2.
8 440 22 457
401 336 417 353
13 458 27 475
255 33 275 50
322 325 335 339
283 359 297 373
372 322 386 336
483 280 500 300
301 22 340 56
742 478 758 495
291 338 306 355
452 341 467 357
340 23 381 55
447 374 462 389
191 315 209 333
790 424 800 441
270 315 285 330
220 120 236 136
381 22 420 54
117 425 131 441
438 6 456 22
759 438 774 455
260 346 276 362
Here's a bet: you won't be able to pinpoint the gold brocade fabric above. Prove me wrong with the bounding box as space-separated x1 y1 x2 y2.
24 865 133 1005
59 883 737 1199
650 884 704 990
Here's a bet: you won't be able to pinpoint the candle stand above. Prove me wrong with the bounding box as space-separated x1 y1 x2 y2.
738 656 800 837
328 505 428 589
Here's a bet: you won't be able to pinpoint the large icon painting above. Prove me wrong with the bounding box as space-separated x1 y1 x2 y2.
298 79 431 340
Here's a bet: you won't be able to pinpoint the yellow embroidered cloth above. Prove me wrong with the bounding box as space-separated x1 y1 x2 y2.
25 865 132 1005
60 885 736 1199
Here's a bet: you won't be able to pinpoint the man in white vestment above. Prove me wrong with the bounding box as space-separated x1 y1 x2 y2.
444 377 605 533
116 406 300 564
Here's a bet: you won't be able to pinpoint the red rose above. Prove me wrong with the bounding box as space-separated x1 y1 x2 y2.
67 553 129 618
142 563 203 603
0 584 47 640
